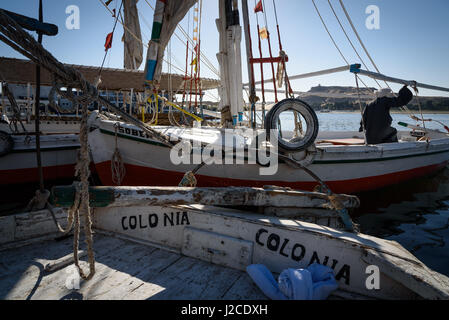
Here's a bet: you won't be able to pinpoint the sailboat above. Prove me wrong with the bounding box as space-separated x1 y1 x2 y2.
88 0 449 194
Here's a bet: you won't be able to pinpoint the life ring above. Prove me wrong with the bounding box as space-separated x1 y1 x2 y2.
0 130 14 157
265 99 319 153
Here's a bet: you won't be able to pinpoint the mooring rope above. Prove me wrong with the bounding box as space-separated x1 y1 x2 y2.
111 123 126 185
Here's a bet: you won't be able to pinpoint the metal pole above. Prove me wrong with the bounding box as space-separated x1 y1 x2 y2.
244 65 351 87
35 0 44 192
351 65 449 93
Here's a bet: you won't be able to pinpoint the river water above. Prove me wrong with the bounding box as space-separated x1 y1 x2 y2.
317 112 449 277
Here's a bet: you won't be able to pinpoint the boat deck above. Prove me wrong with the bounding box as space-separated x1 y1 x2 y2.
0 233 265 300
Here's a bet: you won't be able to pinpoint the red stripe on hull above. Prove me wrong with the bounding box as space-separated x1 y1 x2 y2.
94 160 449 194
0 164 76 185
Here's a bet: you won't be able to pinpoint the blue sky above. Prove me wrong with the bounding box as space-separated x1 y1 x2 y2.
1 0 449 100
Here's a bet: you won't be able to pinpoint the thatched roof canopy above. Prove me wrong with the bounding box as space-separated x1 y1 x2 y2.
0 57 220 93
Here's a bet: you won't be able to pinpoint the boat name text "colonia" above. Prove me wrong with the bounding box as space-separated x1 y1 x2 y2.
121 211 190 230
255 228 351 285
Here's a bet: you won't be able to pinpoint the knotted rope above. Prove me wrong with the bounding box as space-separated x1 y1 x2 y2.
179 171 197 187
71 97 96 281
111 123 126 185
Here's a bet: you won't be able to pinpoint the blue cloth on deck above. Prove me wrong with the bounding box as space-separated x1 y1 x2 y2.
246 263 338 300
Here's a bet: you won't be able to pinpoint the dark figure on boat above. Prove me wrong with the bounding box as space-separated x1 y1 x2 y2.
360 85 413 144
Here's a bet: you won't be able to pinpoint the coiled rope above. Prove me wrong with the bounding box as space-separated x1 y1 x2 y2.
111 123 126 185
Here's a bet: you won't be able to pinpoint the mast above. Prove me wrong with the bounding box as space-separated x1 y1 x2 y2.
216 0 244 126
241 0 256 128
35 0 44 192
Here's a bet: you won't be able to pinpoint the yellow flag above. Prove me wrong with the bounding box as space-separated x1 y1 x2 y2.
191 57 198 73
259 27 268 40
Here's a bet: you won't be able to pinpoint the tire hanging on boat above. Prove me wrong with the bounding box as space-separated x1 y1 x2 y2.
0 130 14 157
265 99 319 152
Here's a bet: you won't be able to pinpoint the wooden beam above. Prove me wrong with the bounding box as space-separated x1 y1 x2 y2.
50 185 360 209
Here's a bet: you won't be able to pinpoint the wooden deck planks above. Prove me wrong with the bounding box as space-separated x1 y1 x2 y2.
0 233 265 300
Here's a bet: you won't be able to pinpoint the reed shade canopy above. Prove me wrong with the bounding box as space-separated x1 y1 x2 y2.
0 57 220 93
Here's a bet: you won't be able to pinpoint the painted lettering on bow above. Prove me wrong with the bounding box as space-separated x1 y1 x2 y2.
121 212 190 231
255 228 351 285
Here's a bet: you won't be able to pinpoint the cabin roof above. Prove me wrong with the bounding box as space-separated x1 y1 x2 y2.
0 57 220 93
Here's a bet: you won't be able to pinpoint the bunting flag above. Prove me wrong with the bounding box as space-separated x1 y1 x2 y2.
259 27 268 40
105 32 114 51
105 0 113 6
194 43 199 53
190 57 198 73
254 0 263 13
112 8 116 18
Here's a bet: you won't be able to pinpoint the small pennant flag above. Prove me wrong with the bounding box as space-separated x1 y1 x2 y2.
191 57 198 73
254 0 263 13
105 32 113 51
259 27 268 40
194 44 199 53
112 8 116 18
105 0 113 6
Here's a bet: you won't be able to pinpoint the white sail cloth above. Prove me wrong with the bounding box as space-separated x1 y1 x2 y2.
123 0 143 70
144 0 196 85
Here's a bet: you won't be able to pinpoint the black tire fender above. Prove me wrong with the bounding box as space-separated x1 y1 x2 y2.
265 99 319 153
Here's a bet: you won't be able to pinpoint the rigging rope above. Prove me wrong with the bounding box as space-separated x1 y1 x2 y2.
98 0 123 83
355 74 367 144
338 0 394 94
327 0 382 90
261 0 279 103
411 84 427 133
311 0 374 94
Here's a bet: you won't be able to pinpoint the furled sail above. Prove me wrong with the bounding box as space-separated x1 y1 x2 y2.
123 0 143 70
144 0 197 86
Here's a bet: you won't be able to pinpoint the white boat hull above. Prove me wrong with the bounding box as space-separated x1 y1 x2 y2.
0 134 79 185
91 203 449 299
88 119 449 194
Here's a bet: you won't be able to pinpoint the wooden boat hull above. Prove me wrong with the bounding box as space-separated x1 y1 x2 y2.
88 120 449 194
90 203 449 299
0 134 79 185
3 195 449 299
